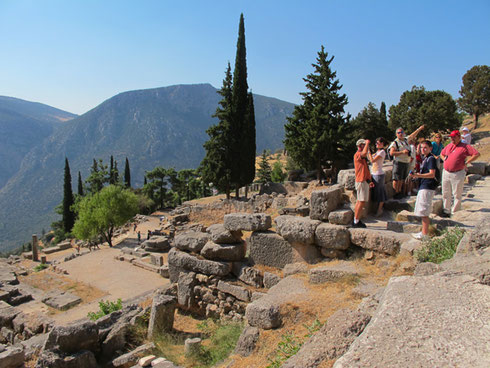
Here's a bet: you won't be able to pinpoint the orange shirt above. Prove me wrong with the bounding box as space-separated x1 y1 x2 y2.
354 151 371 182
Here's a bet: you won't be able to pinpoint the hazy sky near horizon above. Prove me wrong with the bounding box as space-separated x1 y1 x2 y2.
0 0 489 116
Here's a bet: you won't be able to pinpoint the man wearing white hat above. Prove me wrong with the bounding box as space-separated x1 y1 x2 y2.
461 127 472 145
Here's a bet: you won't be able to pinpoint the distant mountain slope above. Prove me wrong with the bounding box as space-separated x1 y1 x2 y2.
0 84 295 252
0 96 76 188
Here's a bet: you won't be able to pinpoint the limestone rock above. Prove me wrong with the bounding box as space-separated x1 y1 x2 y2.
168 248 231 277
184 338 201 356
309 262 359 284
315 223 351 250
174 232 209 253
177 271 196 309
0 301 20 329
414 262 441 276
223 213 272 231
206 224 242 244
283 262 308 277
466 161 486 175
217 281 250 302
234 325 260 357
43 319 99 354
337 169 356 190
309 186 343 220
109 342 155 368
263 272 281 289
147 295 176 338
200 240 246 261
141 236 170 252
231 263 263 288
0 345 24 368
320 248 346 259
42 291 81 311
349 228 408 255
275 215 321 245
35 349 97 368
328 209 354 225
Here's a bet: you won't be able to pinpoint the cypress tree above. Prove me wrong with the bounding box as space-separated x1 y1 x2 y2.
380 101 387 123
124 157 131 188
113 160 119 184
242 91 256 193
256 150 272 183
78 171 84 196
109 155 115 184
62 157 75 233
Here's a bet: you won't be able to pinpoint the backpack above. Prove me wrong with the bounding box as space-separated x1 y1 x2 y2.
388 139 411 161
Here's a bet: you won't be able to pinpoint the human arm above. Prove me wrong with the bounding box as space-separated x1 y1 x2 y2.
411 169 435 179
360 139 370 158
407 125 425 141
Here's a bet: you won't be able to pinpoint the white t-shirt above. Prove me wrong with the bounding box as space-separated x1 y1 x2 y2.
388 138 411 163
371 150 386 175
461 133 472 145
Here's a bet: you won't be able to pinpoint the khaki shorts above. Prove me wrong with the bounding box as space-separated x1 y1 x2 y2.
355 181 370 202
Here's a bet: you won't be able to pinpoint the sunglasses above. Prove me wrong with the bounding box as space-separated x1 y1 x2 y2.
396 131 404 134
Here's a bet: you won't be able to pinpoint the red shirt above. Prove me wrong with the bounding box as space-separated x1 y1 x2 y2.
354 151 371 182
441 142 479 172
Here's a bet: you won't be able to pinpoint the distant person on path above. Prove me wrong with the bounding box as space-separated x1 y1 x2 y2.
409 140 438 240
353 139 374 228
137 231 141 244
389 125 425 199
147 230 151 240
461 126 472 144
133 223 137 232
440 130 480 216
368 137 388 217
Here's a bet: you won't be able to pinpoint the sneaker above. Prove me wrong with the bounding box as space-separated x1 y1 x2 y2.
440 211 451 218
412 232 428 241
352 220 367 228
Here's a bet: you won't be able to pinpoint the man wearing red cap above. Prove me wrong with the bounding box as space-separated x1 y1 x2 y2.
440 130 480 216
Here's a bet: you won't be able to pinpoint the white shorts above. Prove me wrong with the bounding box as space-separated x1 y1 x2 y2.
355 181 370 202
414 189 435 217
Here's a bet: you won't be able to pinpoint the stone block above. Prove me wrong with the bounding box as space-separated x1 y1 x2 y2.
466 174 482 185
177 271 196 308
309 186 343 220
315 223 351 250
206 224 242 244
0 346 24 368
275 215 321 244
328 209 354 225
139 355 156 366
414 262 441 276
110 343 155 368
337 169 356 190
184 338 201 356
386 221 421 234
263 272 281 289
232 263 263 288
150 255 164 266
234 325 260 357
466 161 486 175
141 236 170 253
349 228 409 255
168 248 231 277
42 291 81 311
217 281 250 302
43 319 99 354
223 213 272 231
174 232 209 253
147 295 176 338
283 262 308 276
309 262 359 284
200 240 246 262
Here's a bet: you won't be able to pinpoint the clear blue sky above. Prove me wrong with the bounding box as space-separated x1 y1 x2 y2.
0 0 489 116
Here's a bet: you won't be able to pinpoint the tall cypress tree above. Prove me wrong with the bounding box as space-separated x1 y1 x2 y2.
109 155 115 184
242 91 256 190
200 63 233 199
77 171 84 196
124 157 131 188
113 160 119 184
62 157 75 233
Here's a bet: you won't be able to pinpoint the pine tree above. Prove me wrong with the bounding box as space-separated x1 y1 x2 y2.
86 159 108 194
350 102 391 145
271 161 286 183
284 45 351 181
256 150 272 183
124 157 131 188
380 101 388 124
109 156 115 184
62 157 75 233
78 171 84 196
200 63 233 199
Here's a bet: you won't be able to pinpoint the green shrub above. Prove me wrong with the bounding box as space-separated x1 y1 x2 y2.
415 227 465 264
33 263 49 272
87 298 123 320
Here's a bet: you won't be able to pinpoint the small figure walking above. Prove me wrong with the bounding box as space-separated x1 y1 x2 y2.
133 223 137 232
147 230 151 240
137 231 141 244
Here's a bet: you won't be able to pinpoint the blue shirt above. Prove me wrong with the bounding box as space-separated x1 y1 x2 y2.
431 141 443 156
419 155 438 190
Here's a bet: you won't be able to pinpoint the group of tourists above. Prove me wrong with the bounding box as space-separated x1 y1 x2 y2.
353 125 480 239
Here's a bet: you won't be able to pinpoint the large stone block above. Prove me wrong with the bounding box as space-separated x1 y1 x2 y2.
232 263 263 288
43 320 99 354
337 169 356 190
223 213 272 231
466 161 486 175
249 231 321 268
309 186 343 220
141 236 170 252
349 228 409 255
177 271 196 309
309 262 359 284
147 295 176 338
234 325 260 357
328 209 354 225
315 223 351 250
174 232 209 253
0 301 20 329
206 224 242 244
167 248 231 277
217 281 250 302
0 346 24 368
200 240 246 262
275 215 321 245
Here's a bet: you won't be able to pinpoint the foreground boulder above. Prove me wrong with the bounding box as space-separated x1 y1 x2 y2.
349 228 409 255
309 186 343 220
275 215 321 245
333 274 490 367
43 319 99 354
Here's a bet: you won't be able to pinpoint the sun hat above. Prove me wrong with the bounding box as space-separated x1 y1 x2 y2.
449 130 461 137
356 139 366 146
461 127 469 132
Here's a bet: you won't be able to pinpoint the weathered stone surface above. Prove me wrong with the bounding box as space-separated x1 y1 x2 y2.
231 263 263 288
467 161 486 175
0 301 20 329
263 272 281 289
315 223 351 250
466 173 483 185
139 355 156 366
351 281 382 298
251 292 266 302
234 325 260 357
21 333 48 360
110 342 155 368
102 322 128 358
245 276 308 329
147 295 176 338
150 254 164 266
177 271 196 309
386 221 421 234
0 267 18 285
249 231 320 268
283 262 308 277
328 208 354 225
42 291 81 310
337 169 356 190
275 215 321 245
349 228 408 255
200 240 246 261
414 262 441 276
310 186 343 220
168 248 231 277
217 281 250 302
223 213 272 231
35 349 97 368
174 232 209 253
309 262 359 284
206 224 242 244
282 309 371 368
43 319 99 354
141 236 170 252
184 338 201 356
333 274 490 368
320 248 346 259
0 345 24 368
